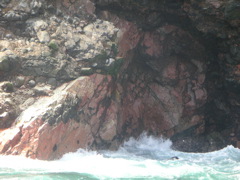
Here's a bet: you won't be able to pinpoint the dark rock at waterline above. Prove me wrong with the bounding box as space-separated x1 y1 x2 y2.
172 132 228 153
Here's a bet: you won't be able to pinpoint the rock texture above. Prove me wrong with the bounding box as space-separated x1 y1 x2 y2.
0 0 240 159
94 0 240 151
0 74 116 159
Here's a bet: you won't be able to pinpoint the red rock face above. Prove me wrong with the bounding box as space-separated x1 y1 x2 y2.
0 75 117 160
0 118 94 160
0 13 209 160
0 0 222 159
113 17 207 139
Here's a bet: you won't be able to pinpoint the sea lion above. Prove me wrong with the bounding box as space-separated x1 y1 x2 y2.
170 156 179 160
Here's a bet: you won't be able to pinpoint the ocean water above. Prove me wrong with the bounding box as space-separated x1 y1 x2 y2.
0 133 240 180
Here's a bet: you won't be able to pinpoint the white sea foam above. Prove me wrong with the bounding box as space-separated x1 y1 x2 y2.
0 133 240 179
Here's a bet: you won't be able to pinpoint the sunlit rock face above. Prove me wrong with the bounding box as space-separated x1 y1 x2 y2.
0 74 117 160
0 0 240 159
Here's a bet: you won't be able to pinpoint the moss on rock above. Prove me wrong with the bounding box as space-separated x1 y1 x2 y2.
106 57 124 77
48 40 59 53
2 81 14 92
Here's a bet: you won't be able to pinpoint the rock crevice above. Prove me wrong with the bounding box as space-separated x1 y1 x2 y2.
0 0 240 159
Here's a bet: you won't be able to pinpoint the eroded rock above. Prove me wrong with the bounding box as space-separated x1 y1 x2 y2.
0 0 240 160
0 74 117 159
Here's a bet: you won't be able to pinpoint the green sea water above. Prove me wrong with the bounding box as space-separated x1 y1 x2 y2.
0 133 240 180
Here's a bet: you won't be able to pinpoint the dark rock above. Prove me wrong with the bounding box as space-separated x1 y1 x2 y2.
2 82 14 92
47 78 57 87
0 56 10 72
172 136 209 152
225 0 240 21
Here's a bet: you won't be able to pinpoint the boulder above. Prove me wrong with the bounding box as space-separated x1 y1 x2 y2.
0 74 117 159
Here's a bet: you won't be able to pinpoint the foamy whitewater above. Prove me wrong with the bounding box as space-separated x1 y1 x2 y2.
0 133 240 180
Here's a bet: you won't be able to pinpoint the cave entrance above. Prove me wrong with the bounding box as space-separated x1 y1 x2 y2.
112 23 208 144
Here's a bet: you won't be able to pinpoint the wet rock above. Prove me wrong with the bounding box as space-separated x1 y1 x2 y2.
172 136 209 152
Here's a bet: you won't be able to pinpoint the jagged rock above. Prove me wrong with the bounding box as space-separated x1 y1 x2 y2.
0 0 240 160
0 74 115 159
1 0 44 21
65 19 118 61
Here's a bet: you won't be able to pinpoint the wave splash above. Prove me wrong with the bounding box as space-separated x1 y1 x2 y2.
0 133 240 179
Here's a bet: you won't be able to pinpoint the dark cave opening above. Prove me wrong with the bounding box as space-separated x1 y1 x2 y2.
94 0 237 151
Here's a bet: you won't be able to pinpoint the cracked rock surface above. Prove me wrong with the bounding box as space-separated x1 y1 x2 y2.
0 0 240 159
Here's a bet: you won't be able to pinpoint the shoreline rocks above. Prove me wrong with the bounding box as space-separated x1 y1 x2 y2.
0 0 239 160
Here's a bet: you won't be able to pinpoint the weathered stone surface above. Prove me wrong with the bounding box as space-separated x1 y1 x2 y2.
0 74 118 159
37 31 50 43
95 0 240 150
0 0 11 8
0 0 240 160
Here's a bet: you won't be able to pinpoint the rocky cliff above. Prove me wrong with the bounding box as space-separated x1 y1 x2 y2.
0 0 239 160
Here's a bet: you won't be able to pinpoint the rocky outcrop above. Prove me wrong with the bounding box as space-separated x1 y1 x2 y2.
0 0 240 159
95 0 240 150
0 74 118 159
181 0 240 150
0 0 122 159
114 21 207 138
0 0 119 128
